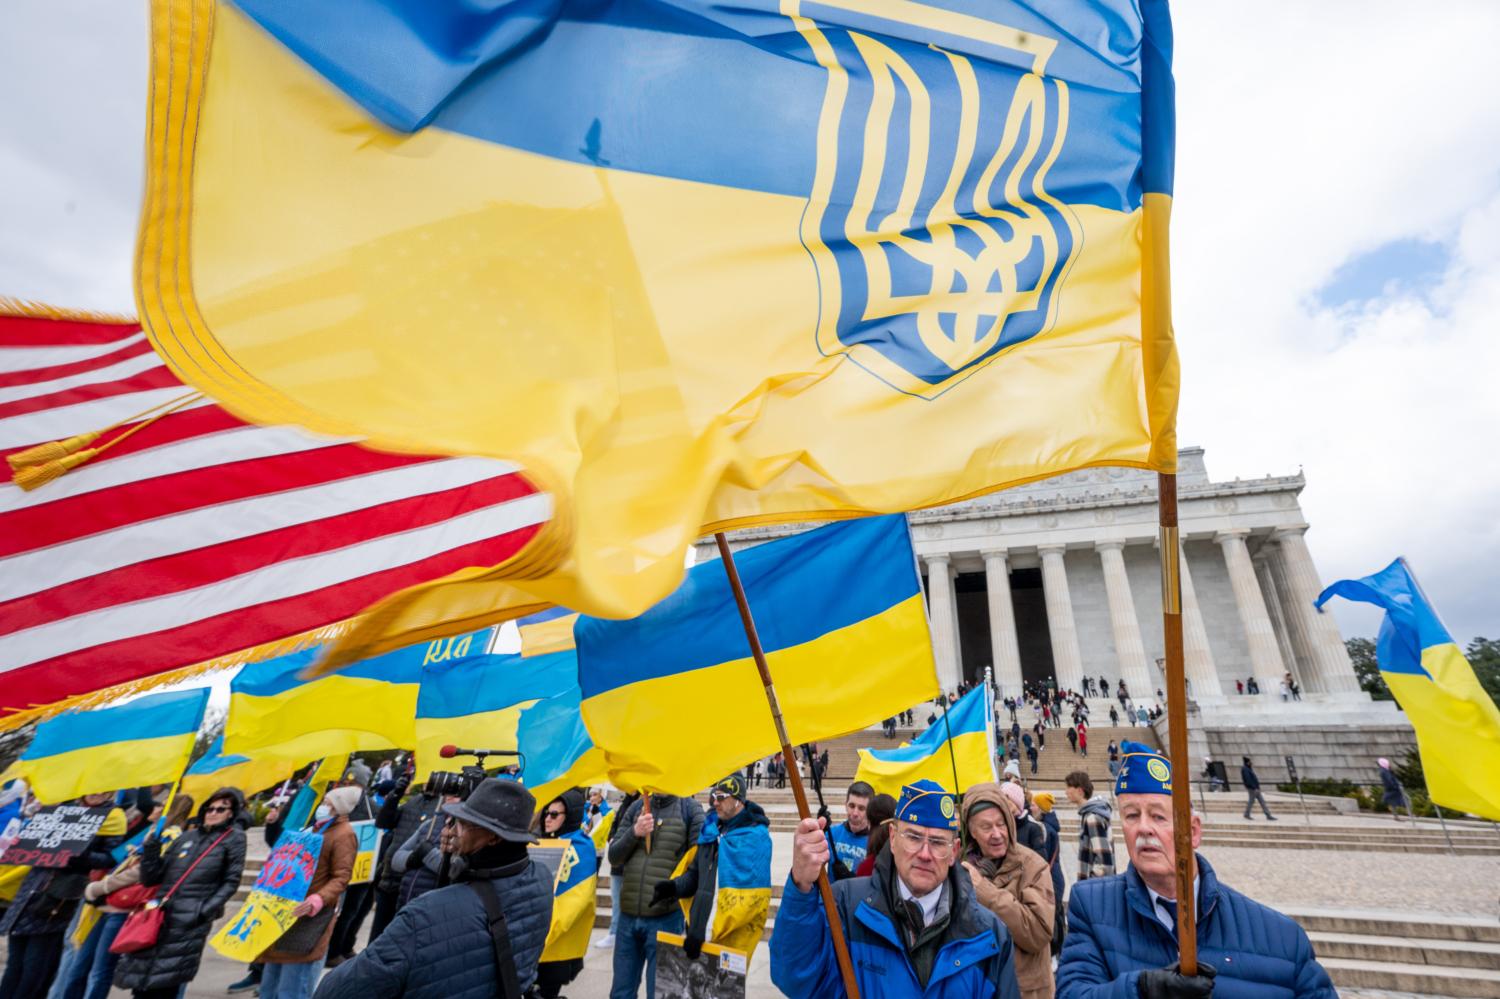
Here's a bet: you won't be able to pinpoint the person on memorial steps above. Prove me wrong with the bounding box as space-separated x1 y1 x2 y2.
826 780 874 881
771 778 1021 998
315 778 553 999
652 774 771 959
961 783 1056 999
1056 742 1335 999
113 788 248 999
606 786 704 999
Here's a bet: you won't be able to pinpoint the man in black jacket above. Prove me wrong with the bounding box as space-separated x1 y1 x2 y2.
1240 757 1276 821
607 790 703 999
367 772 442 943
315 779 553 999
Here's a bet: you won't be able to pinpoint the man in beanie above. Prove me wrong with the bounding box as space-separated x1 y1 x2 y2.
1057 742 1335 999
653 774 772 960
316 777 553 999
1030 791 1067 957
771 778 1020 998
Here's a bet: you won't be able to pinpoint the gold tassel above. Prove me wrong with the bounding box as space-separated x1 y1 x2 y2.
13 448 100 491
6 431 103 471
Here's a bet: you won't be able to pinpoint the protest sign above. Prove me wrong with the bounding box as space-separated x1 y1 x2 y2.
654 933 748 999
347 820 381 885
0 804 110 867
211 828 323 961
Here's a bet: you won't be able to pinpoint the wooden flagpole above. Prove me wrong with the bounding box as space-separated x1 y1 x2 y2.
715 533 861 998
1158 472 1198 973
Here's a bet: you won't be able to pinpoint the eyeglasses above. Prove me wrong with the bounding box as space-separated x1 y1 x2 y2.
896 828 955 857
205 805 232 814
544 809 566 819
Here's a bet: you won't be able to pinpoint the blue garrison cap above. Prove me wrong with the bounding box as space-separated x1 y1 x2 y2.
895 779 958 831
1114 740 1172 796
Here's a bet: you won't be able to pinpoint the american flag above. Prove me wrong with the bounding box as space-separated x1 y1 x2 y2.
0 305 549 719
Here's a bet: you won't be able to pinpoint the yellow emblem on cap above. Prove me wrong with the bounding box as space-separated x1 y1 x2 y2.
1147 758 1170 783
939 795 955 819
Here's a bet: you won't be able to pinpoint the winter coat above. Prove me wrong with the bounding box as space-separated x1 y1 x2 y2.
393 817 467 907
961 784 1055 999
537 789 588 990
115 790 248 991
1039 811 1065 908
1013 813 1048 859
1076 797 1116 881
770 845 1021 999
314 845 554 999
663 800 772 945
0 806 125 937
1056 854 1335 999
1240 765 1260 791
608 793 703 919
1379 768 1407 807
262 813 357 964
375 790 443 894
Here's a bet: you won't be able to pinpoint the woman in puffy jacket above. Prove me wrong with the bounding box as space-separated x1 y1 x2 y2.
961 782 1056 999
113 788 247 999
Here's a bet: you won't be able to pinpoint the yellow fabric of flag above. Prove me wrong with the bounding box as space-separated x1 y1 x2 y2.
137 0 1178 668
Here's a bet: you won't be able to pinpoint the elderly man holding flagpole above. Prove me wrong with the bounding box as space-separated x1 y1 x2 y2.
1056 742 1335 999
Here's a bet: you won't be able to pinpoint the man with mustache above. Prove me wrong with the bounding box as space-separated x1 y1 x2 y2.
1056 742 1335 999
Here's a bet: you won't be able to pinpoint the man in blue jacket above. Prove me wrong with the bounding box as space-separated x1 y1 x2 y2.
771 779 1020 998
1057 742 1335 999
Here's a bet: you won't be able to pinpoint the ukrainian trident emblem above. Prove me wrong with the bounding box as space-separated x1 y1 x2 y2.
785 0 1080 398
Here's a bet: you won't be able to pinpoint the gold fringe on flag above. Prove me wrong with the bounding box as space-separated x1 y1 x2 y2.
0 296 137 325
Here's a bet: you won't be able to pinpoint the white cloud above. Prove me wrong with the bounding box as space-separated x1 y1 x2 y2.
0 1 1494 645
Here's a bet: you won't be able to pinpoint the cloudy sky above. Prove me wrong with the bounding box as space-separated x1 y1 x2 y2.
2 1 1497 647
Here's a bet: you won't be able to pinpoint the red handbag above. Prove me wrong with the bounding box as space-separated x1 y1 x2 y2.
105 882 158 911
110 828 232 955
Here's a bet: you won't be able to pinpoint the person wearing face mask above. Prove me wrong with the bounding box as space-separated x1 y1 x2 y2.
961 784 1055 999
1056 742 1335 999
258 786 360 999
112 789 248 999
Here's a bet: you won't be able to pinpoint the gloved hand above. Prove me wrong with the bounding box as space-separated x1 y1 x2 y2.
1137 962 1216 999
683 932 704 961
650 880 676 907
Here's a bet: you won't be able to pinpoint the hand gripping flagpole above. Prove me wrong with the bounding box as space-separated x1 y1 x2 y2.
1158 472 1198 973
715 533 861 998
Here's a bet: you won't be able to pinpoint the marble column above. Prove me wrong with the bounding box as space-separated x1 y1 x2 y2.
1095 541 1154 696
924 555 963 693
1176 549 1223 697
983 550 1024 698
1274 526 1362 694
1215 530 1286 688
1255 556 1307 691
1038 545 1085 692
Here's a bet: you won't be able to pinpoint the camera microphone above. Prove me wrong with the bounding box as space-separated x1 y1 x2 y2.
439 745 520 759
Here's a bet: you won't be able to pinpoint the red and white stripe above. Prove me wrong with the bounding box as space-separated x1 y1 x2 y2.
0 312 549 716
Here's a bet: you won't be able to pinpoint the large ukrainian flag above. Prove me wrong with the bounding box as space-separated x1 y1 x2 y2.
855 682 995 797
1318 560 1500 820
576 515 937 794
19 688 209 803
181 735 303 805
137 0 1178 669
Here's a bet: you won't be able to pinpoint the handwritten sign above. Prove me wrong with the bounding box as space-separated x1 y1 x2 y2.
347 820 381 885
0 804 110 868
210 828 322 962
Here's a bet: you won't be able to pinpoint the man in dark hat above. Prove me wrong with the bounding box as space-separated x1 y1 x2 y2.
315 778 554 999
1057 742 1333 999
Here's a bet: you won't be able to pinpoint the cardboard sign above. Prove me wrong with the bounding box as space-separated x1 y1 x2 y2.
0 804 110 868
348 820 381 885
211 828 323 962
654 932 748 999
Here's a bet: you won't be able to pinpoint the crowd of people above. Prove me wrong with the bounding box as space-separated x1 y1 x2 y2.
4 700 1402 999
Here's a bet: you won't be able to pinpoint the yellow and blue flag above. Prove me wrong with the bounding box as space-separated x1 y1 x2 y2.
414 645 577 782
515 687 609 810
224 631 480 760
855 683 996 797
536 828 599 963
180 736 303 807
710 817 774 958
137 0 1179 671
1317 559 1500 820
576 515 938 794
18 688 209 803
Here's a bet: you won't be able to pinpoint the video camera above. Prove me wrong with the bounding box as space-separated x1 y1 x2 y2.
422 744 522 799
